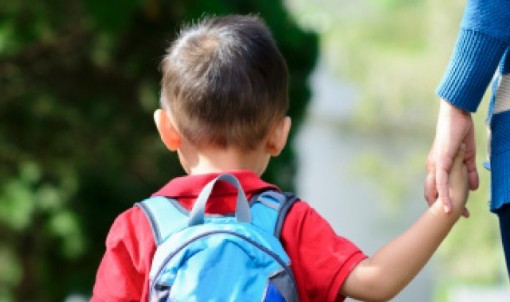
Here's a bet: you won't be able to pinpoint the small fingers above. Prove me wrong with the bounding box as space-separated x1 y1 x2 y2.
468 170 479 191
424 148 438 206
424 171 438 206
436 168 452 213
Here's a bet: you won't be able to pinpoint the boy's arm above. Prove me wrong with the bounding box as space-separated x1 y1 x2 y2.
340 149 469 301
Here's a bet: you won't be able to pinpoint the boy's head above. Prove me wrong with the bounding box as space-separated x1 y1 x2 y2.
159 15 289 151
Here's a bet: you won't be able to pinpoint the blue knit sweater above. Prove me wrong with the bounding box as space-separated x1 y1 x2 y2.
436 0 510 212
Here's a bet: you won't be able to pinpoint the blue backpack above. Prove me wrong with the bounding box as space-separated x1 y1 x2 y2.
136 174 299 302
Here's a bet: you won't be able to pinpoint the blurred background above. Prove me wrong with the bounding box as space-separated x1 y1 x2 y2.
0 0 507 301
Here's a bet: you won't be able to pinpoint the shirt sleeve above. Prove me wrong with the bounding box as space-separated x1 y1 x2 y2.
91 206 156 302
436 0 510 112
280 201 367 302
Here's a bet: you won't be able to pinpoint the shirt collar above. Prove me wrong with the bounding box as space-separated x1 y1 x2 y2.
152 170 279 198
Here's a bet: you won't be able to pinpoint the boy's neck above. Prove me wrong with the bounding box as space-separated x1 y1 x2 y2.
179 145 270 176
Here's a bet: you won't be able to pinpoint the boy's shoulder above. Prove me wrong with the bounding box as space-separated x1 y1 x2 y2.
107 205 155 246
107 171 328 250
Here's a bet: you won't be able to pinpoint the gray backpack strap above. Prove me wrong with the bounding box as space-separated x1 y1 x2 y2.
250 190 299 239
275 192 299 239
138 174 253 245
189 174 251 226
136 196 189 245
138 182 299 244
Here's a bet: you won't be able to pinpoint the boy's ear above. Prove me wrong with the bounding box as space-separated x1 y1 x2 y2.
266 116 291 156
154 109 181 151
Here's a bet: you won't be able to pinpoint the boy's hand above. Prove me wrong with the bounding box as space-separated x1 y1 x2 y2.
446 146 469 217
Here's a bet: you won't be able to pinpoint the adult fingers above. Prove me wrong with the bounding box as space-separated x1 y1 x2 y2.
464 126 479 191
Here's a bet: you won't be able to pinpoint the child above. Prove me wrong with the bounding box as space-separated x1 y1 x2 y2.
91 14 469 302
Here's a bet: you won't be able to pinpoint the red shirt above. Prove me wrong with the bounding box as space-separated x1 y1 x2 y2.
92 170 366 302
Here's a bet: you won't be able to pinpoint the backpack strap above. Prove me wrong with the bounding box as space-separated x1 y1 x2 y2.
136 196 189 246
250 190 299 239
137 189 299 245
276 192 299 238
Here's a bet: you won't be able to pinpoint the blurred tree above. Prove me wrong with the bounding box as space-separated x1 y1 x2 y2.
0 0 318 300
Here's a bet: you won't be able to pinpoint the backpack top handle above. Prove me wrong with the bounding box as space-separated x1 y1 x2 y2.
188 173 251 226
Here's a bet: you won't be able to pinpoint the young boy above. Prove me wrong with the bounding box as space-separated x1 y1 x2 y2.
91 15 469 302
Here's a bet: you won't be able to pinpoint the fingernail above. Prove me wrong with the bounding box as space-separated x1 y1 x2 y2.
443 204 450 213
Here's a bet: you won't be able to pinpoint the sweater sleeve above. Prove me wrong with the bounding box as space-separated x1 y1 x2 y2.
436 0 510 112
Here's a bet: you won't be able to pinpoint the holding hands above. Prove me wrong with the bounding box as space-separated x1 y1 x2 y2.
425 100 477 216
442 138 470 216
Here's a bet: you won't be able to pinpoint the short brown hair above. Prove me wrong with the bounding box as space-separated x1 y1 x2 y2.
160 15 289 150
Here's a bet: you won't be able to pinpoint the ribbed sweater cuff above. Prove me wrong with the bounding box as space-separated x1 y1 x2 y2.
436 29 507 112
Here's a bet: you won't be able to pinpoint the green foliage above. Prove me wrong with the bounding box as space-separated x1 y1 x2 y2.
0 0 318 300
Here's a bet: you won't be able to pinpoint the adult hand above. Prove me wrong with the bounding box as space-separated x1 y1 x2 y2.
425 100 479 216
